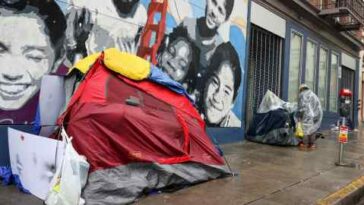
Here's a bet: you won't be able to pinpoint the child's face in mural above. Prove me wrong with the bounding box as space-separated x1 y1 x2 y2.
203 61 234 124
160 38 192 82
0 14 56 110
205 0 228 30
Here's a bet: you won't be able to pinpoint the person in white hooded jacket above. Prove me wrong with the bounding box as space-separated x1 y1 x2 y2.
295 84 323 149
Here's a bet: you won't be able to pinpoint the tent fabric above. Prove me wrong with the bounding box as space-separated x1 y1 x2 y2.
295 89 323 136
83 163 228 205
58 56 229 204
122 76 200 123
71 48 151 80
70 49 193 102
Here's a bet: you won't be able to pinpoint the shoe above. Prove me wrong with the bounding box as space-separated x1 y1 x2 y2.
298 142 306 150
307 143 316 149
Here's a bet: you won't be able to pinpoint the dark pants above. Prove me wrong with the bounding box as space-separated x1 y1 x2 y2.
299 134 316 145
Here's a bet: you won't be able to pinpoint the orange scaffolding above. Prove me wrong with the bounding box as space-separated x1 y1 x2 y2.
137 0 168 65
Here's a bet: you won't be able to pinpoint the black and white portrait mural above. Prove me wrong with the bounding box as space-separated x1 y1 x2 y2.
0 0 248 128
157 26 200 96
199 42 241 127
156 0 248 127
0 0 67 124
66 0 147 59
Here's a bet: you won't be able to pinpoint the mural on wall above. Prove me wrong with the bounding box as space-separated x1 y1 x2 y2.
66 0 147 56
0 0 67 124
0 0 248 127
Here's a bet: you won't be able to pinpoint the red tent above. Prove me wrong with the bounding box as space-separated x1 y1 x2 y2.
58 56 229 204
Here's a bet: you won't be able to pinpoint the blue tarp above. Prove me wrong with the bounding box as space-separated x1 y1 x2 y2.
0 166 12 185
0 166 30 193
148 66 194 104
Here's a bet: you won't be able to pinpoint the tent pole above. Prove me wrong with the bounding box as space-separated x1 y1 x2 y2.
210 135 236 176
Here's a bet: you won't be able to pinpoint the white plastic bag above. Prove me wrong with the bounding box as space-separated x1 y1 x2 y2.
45 128 89 205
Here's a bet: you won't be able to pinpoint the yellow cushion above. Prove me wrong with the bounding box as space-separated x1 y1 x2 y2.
71 52 100 74
103 48 150 81
70 48 151 81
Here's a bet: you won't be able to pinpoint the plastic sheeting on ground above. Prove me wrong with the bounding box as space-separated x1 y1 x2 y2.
295 89 323 136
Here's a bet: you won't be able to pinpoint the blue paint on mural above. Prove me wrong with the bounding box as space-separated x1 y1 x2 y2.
230 25 246 119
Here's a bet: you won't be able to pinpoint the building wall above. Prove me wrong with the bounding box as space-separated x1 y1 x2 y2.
359 51 364 123
253 0 362 130
0 0 250 166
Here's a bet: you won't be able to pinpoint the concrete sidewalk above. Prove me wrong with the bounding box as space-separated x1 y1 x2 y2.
136 129 364 205
1 129 364 205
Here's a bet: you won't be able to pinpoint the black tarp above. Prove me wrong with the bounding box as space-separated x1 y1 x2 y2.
246 109 299 146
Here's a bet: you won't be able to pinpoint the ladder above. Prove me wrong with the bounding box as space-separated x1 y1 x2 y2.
137 0 168 65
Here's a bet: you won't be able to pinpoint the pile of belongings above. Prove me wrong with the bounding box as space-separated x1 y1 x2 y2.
52 48 230 204
246 90 299 146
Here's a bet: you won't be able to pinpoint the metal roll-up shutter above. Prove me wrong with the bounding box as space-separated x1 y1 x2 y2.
246 24 284 128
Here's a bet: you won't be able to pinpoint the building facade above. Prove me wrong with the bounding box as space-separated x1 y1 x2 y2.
0 0 363 167
246 0 363 132
0 0 249 165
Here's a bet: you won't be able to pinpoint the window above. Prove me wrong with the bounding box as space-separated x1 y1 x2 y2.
305 40 317 90
318 47 329 109
329 53 339 112
288 31 303 102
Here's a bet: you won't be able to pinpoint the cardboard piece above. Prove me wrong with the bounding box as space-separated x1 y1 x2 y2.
8 128 65 200
39 75 65 137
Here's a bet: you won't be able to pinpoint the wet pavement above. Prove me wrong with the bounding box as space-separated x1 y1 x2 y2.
2 128 364 205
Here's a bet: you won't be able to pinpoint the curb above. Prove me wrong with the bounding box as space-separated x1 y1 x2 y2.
316 175 364 205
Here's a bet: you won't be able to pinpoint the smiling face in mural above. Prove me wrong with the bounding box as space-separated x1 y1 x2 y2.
0 13 56 110
203 61 235 124
205 0 228 30
159 37 192 82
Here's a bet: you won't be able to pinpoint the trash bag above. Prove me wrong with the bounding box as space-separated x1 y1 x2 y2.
45 128 89 205
257 90 297 114
247 109 299 146
294 89 323 136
